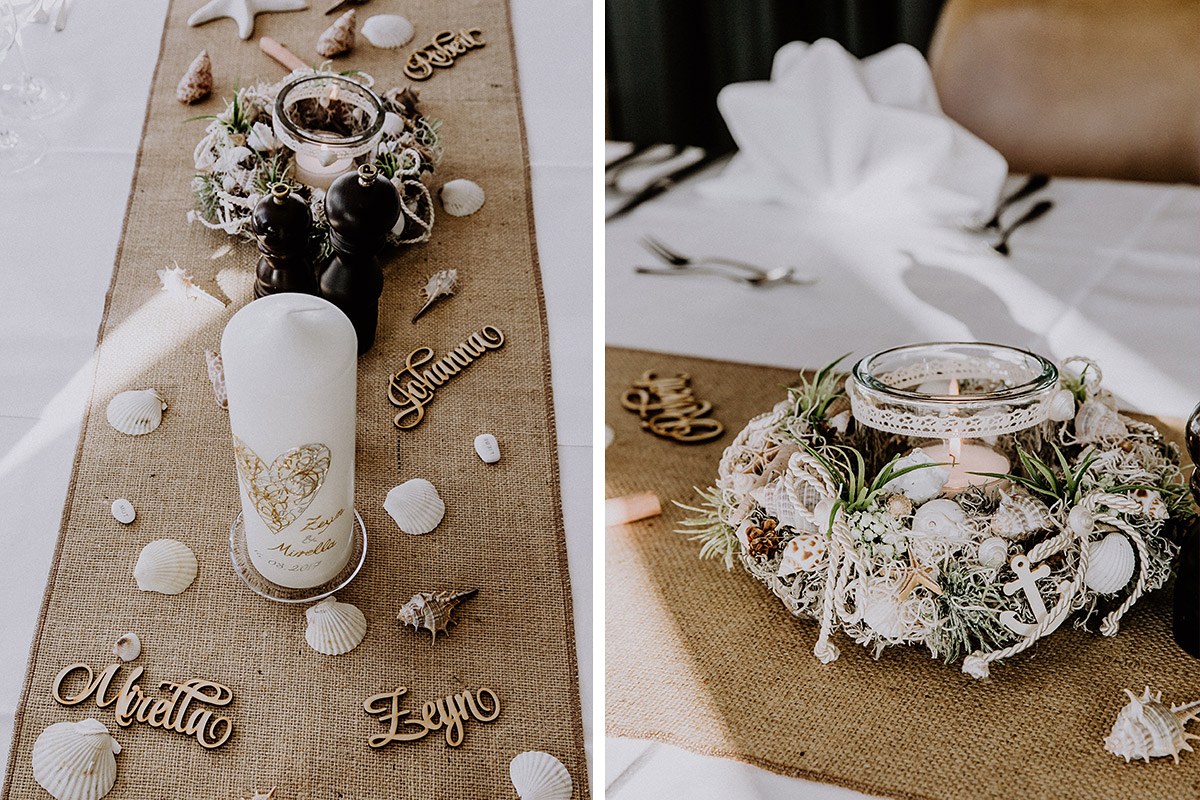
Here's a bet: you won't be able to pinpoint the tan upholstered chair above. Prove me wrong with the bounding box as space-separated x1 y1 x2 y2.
929 0 1200 183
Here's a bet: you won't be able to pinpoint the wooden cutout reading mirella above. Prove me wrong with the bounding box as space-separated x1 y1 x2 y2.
388 325 504 429
364 686 500 747
404 29 485 81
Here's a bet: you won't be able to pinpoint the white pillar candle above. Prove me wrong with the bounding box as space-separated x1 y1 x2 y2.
221 294 358 588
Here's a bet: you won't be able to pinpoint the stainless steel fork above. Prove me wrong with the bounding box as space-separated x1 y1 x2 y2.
641 235 817 285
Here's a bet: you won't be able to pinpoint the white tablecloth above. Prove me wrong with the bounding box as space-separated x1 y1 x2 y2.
0 2 591 790
605 142 1199 798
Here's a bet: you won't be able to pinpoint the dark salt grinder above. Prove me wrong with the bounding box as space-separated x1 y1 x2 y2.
1174 402 1200 657
251 183 316 298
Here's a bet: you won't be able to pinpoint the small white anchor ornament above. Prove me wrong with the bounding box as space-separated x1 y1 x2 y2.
999 553 1069 637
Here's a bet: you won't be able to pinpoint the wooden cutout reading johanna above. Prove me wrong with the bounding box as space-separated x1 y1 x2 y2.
388 325 504 429
620 370 725 443
52 662 234 749
363 686 500 747
404 29 485 81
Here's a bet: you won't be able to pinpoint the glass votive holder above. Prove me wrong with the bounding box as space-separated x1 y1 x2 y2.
847 342 1059 496
273 74 385 191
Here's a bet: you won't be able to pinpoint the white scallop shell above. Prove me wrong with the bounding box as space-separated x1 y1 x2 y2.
111 499 136 525
749 480 812 532
381 111 404 137
1075 398 1127 443
989 489 1052 541
474 433 501 463
440 179 485 217
978 536 1009 569
911 499 967 539
362 14 414 48
1047 388 1076 422
113 633 141 662
510 750 572 800
106 390 166 436
32 719 121 800
1085 531 1136 595
776 532 825 577
384 479 445 535
882 448 950 504
133 539 197 595
1104 686 1200 763
859 580 910 640
304 596 366 656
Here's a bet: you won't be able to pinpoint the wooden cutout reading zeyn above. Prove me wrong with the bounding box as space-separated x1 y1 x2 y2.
403 29 485 81
52 662 234 749
620 370 724 443
387 325 504 429
363 686 501 747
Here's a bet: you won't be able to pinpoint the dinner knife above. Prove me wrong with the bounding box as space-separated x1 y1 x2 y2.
605 151 718 221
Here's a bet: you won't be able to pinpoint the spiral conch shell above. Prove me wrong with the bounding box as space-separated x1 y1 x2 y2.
1075 398 1127 443
1104 686 1200 763
361 14 414 48
316 9 356 57
1084 531 1136 595
305 596 367 656
989 489 1052 541
32 719 121 800
106 390 166 436
397 589 477 643
510 750 572 800
384 479 446 535
133 539 197 595
439 179 486 217
977 536 1009 569
176 49 212 104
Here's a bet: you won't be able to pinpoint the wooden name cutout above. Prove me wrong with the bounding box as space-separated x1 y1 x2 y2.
388 325 505 429
404 29 486 81
363 686 500 748
620 370 725 443
52 662 234 749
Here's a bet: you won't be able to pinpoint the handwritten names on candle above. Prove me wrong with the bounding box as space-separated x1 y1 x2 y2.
52 662 234 749
404 29 486 81
620 370 725 443
363 686 500 747
388 326 505 429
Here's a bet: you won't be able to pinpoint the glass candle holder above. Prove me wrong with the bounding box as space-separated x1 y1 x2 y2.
273 74 385 191
847 342 1058 495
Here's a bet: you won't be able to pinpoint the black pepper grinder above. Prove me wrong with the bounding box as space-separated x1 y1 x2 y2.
1174 401 1200 657
251 183 316 298
318 164 400 354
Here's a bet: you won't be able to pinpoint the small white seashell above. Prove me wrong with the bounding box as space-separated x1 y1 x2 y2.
1047 388 1076 422
384 478 446 534
111 498 136 525
911 499 967 539
362 14 414 48
882 448 950 504
133 539 197 595
304 596 366 656
474 433 500 463
397 589 476 642
32 719 121 800
1131 488 1169 520
990 489 1052 541
885 493 914 518
859 579 910 640
1104 686 1200 763
776 532 825 576
439 178 485 216
381 110 405 137
113 633 141 662
826 409 851 435
812 497 836 534
510 750 572 800
106 390 166 436
1068 504 1094 536
390 206 406 237
157 263 225 307
978 536 1009 569
1075 398 1127 443
1085 531 1136 595
749 480 812 532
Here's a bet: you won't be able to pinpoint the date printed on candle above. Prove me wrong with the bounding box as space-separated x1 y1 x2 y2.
363 686 500 747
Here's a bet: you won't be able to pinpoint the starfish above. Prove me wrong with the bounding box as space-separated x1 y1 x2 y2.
897 550 943 601
188 0 309 40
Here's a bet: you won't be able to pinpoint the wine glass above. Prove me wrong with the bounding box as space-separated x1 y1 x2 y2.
0 0 69 119
0 0 45 173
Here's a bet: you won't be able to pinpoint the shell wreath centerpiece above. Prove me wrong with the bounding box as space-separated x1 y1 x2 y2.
678 351 1194 679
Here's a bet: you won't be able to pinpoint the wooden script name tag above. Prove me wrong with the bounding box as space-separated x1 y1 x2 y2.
620 370 725 443
52 662 234 749
404 29 486 81
364 686 500 748
388 325 504 429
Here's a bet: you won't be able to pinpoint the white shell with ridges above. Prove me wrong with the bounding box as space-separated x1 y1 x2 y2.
1085 531 1136 595
990 489 1052 541
133 539 197 595
978 536 1009 569
882 448 949 503
1047 388 1076 422
362 14 414 48
32 719 121 800
439 179 485 216
111 499 136 525
381 111 404 137
106 390 166 436
1104 686 1200 763
113 633 141 662
304 596 366 655
474 433 501 463
384 479 445 534
510 750 572 800
1075 398 1127 443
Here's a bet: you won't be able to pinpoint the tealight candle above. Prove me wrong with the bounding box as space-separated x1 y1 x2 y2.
292 147 356 191
221 294 358 588
921 438 1010 492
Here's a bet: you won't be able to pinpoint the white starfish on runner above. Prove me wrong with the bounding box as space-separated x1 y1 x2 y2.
188 0 308 40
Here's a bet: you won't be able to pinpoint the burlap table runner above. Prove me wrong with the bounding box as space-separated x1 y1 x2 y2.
606 346 1199 800
2 4 588 798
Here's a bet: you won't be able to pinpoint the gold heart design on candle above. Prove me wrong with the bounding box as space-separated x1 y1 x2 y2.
232 436 331 533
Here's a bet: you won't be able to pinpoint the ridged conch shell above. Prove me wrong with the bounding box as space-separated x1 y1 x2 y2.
911 499 967 539
361 14 414 48
439 178 485 217
397 589 477 643
749 480 812 532
384 479 445 535
113 633 141 662
1104 686 1200 763
204 349 228 409
1131 488 1169 520
1047 388 1076 422
32 719 121 800
510 750 572 800
1075 398 1127 443
990 489 1052 541
316 9 356 57
106 390 166 436
176 50 212 104
776 532 825 577
305 596 366 655
978 536 1009 568
882 448 950 504
133 539 197 595
1085 531 1136 594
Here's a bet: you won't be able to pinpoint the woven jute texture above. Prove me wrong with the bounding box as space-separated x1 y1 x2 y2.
606 346 1199 800
2 4 588 798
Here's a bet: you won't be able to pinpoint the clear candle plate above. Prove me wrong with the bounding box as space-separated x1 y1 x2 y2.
229 509 367 603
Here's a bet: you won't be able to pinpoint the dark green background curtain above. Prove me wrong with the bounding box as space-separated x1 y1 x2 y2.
606 0 946 151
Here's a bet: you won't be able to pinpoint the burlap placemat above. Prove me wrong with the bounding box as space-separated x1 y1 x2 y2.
2 4 588 798
606 346 1199 800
